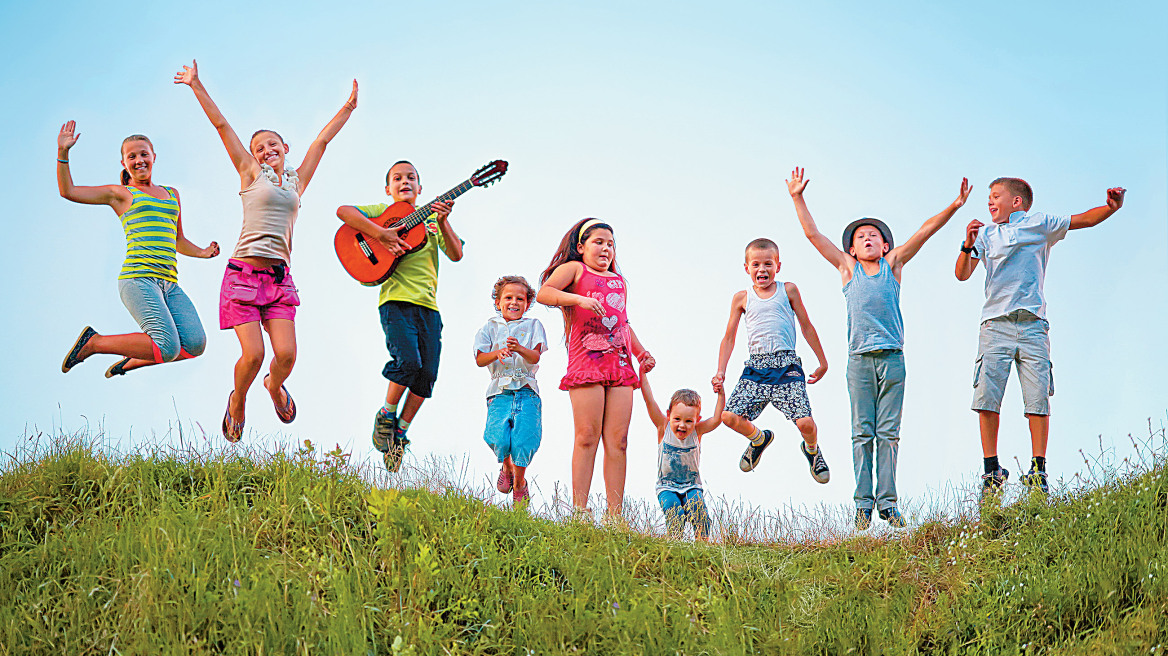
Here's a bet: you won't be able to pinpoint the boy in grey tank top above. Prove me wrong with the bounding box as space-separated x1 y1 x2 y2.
640 364 724 541
713 238 831 484
787 167 971 529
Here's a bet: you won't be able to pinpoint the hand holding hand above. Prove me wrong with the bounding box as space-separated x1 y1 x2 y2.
199 241 220 258
786 167 809 197
378 227 410 256
1106 187 1126 211
344 80 358 111
431 200 454 222
58 120 80 151
638 352 655 374
953 177 972 209
711 372 725 388
173 60 199 87
712 379 724 394
575 294 605 316
964 219 984 248
807 362 827 384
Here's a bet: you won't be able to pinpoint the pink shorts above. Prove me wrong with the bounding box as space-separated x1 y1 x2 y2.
219 259 300 329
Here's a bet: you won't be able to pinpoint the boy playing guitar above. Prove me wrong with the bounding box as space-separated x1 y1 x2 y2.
336 161 463 471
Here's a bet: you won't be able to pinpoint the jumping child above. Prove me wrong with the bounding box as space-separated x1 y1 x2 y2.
537 218 655 518
473 276 548 506
713 238 830 482
57 121 219 378
956 178 1125 497
335 161 460 471
639 363 725 541
175 60 357 441
788 167 971 528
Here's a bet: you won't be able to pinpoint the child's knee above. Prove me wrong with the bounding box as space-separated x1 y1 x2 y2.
238 349 264 371
153 336 182 363
272 347 297 370
795 416 816 434
182 333 207 358
574 430 601 450
721 410 743 426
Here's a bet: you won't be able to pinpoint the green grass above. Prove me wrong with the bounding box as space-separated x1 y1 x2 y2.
1 424 1165 655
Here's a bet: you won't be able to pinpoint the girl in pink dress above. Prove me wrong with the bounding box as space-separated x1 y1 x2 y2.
537 218 655 518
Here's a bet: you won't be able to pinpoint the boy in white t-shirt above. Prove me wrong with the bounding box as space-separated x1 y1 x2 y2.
956 178 1125 497
473 276 548 506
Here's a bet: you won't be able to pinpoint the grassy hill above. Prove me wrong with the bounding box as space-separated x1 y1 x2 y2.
1 427 1165 655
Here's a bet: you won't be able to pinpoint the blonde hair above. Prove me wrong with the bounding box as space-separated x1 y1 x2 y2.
667 389 701 414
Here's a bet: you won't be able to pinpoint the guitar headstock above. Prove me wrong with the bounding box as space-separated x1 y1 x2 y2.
470 160 508 187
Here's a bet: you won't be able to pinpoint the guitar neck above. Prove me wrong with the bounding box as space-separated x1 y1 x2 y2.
397 179 474 230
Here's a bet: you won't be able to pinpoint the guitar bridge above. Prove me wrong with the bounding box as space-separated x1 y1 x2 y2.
355 234 379 264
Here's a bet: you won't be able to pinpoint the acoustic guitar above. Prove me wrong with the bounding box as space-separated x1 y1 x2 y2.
335 160 507 286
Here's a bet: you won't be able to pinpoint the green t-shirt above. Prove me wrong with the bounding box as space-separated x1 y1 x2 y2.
355 203 463 312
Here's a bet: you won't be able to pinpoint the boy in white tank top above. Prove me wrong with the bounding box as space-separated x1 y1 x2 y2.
713 239 831 483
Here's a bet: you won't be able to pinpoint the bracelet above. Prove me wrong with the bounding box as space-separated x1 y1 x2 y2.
960 244 974 254
57 158 69 164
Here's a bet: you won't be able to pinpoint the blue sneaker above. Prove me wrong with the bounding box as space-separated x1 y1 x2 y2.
980 467 1009 502
383 428 410 473
372 408 396 453
878 507 907 528
855 508 873 530
739 430 774 472
1020 468 1049 495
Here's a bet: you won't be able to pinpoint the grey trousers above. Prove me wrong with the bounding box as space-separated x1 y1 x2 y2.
847 349 905 511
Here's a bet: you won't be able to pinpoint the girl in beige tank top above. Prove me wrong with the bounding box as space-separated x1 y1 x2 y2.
176 59 358 442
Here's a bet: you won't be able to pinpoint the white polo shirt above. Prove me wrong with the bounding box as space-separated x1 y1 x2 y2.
472 314 548 397
971 210 1071 322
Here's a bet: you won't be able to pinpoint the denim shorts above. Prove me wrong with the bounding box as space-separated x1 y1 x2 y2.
657 488 709 539
972 310 1054 415
484 387 542 467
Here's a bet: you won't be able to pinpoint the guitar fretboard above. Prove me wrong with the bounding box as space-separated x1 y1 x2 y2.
395 180 474 230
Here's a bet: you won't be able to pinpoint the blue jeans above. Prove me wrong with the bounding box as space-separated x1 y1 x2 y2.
847 349 905 512
118 278 206 362
483 387 542 467
657 488 709 539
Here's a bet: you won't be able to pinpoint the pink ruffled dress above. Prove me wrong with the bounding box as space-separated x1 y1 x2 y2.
560 267 640 390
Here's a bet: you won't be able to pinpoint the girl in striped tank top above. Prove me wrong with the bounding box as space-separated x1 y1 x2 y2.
175 60 357 442
57 121 220 378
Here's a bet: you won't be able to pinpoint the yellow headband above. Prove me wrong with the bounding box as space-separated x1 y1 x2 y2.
578 218 607 243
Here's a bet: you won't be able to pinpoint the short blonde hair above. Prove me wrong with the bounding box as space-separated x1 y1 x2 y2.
667 389 701 414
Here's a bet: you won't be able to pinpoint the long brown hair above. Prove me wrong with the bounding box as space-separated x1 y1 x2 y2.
120 135 153 185
539 218 617 338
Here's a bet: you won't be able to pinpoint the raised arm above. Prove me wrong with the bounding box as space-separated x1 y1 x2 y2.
889 177 972 270
713 291 746 389
786 282 827 384
56 121 128 210
294 80 357 195
787 168 854 279
697 380 725 435
639 363 667 432
955 219 983 281
173 60 257 184
1069 187 1125 230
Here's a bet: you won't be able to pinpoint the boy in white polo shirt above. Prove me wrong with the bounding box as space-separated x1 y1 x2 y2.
956 178 1125 497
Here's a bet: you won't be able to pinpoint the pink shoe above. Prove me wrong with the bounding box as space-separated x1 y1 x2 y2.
513 482 530 507
496 465 514 493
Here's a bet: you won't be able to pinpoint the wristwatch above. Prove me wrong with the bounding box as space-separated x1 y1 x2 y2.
960 243 974 255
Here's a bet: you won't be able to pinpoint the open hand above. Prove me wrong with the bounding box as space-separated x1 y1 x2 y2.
173 60 199 86
953 177 972 209
199 241 220 258
786 167 809 197
344 80 358 111
964 219 984 248
431 200 454 222
495 347 514 362
807 362 827 384
58 120 80 151
1106 187 1126 211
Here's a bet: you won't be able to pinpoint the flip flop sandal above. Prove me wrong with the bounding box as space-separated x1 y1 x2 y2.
62 326 97 373
222 391 244 443
265 374 297 424
105 357 132 378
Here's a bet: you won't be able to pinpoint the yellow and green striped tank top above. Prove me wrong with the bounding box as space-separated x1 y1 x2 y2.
118 185 180 282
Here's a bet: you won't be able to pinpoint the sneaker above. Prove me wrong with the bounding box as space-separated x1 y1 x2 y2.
855 508 873 530
980 466 1009 501
801 442 830 484
1020 468 1049 495
878 507 907 528
382 429 410 473
497 465 514 494
739 430 774 472
371 408 396 453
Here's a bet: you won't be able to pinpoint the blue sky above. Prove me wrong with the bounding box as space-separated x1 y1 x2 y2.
2 1 1165 520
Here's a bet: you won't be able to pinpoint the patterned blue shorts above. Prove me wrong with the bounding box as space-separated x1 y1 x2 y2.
725 350 812 422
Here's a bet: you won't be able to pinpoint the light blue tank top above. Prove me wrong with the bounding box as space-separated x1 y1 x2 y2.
656 428 702 494
842 259 904 355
